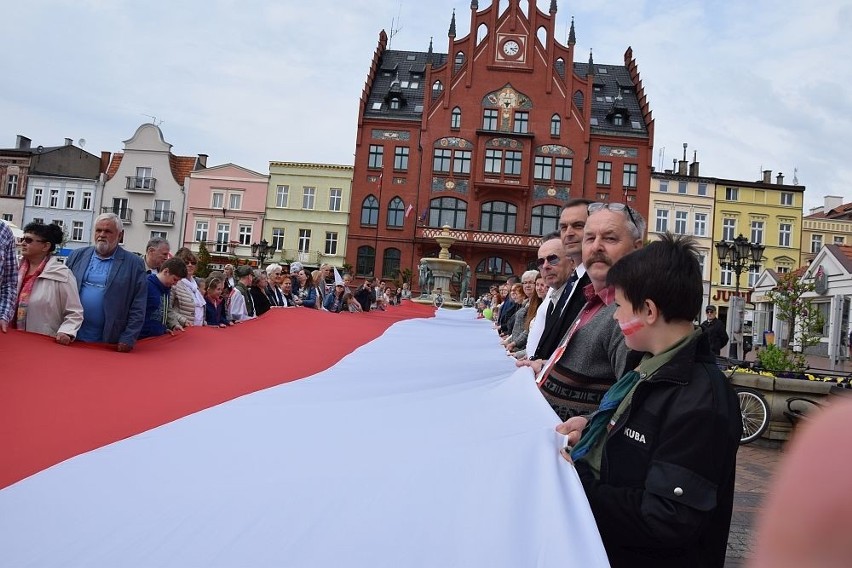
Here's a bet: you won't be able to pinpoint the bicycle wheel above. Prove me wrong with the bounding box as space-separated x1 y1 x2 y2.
737 387 770 444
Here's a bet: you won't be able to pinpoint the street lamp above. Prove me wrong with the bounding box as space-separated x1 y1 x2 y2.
251 239 273 267
715 234 765 359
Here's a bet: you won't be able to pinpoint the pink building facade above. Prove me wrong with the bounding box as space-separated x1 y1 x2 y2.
184 163 269 269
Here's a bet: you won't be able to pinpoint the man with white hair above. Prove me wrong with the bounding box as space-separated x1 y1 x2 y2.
535 202 646 420
66 213 147 352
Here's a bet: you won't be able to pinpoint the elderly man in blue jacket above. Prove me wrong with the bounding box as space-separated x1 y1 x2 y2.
66 213 147 352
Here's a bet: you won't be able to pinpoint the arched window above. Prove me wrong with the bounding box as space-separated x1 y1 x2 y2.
382 248 401 278
429 197 467 229
573 90 584 113
475 256 513 277
550 114 561 136
477 23 488 45
356 246 375 277
451 107 462 129
531 204 560 236
432 80 443 93
387 197 405 228
480 201 517 233
389 98 400 110
537 25 547 46
454 51 465 73
361 195 379 226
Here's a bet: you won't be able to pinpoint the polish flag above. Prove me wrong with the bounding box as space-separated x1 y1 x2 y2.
0 309 606 566
405 203 414 218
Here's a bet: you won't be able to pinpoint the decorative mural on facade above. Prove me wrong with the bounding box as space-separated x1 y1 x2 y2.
487 138 523 149
599 146 638 158
371 129 411 141
431 177 468 193
537 144 574 156
533 185 569 201
435 137 473 149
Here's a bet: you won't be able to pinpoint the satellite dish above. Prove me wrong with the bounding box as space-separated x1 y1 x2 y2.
36 145 44 153
78 138 86 148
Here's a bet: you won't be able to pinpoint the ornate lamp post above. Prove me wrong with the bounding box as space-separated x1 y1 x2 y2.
251 239 273 267
715 234 765 359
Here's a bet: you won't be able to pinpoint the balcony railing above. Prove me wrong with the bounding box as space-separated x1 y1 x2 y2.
144 209 175 225
125 176 157 192
101 206 133 224
417 227 542 249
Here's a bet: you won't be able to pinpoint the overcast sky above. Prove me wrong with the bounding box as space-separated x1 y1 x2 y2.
3 0 850 212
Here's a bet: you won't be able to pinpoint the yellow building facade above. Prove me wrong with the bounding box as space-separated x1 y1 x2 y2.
801 195 852 265
265 162 353 270
649 170 716 313
709 172 804 308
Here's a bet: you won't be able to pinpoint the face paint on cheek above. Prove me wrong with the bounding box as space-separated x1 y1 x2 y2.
619 317 645 336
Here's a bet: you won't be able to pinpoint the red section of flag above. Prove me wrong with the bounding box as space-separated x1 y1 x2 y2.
377 171 383 192
405 203 414 218
0 304 435 489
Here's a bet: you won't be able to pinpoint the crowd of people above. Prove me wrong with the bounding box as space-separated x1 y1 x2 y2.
1 203 747 566
471 199 742 567
0 213 414 351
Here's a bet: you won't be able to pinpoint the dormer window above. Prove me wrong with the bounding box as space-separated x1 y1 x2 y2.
612 114 624 126
390 98 401 110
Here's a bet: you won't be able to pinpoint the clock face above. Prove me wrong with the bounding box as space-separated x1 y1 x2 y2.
502 40 520 56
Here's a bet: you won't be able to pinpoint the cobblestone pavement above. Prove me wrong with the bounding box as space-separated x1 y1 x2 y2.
725 439 784 567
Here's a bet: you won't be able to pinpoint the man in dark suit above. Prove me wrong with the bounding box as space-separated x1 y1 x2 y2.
66 213 147 352
528 199 592 361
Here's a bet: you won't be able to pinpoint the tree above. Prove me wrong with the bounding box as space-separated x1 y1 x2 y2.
196 242 212 278
758 272 824 373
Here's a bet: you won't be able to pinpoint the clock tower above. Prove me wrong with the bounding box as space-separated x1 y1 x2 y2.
349 0 655 297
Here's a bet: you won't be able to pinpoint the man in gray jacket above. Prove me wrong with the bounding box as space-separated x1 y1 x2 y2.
534 203 646 420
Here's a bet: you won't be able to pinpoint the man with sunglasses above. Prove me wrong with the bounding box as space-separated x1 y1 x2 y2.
525 199 592 362
536 202 646 420
0 221 17 333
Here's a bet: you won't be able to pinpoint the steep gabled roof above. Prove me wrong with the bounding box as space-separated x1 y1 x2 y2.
365 49 448 121
105 152 199 185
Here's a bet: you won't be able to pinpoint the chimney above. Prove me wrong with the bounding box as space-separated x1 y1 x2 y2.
15 135 31 149
196 153 208 169
825 195 843 213
762 169 771 184
688 150 699 177
100 151 112 175
678 142 688 175
776 172 784 185
64 138 73 146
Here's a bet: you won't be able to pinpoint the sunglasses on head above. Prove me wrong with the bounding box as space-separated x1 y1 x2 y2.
536 254 562 268
588 202 639 230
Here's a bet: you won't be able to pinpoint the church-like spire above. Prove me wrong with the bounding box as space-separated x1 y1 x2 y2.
568 16 576 45
587 49 594 76
449 9 456 38
550 0 557 14
471 0 478 10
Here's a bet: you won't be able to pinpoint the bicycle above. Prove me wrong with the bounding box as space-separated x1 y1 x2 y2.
717 357 771 445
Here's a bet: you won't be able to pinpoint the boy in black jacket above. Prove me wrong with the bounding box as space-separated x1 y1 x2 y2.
558 234 742 567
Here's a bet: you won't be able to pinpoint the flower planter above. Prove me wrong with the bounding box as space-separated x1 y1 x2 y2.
729 373 836 441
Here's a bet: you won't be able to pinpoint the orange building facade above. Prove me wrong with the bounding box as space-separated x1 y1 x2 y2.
347 0 654 296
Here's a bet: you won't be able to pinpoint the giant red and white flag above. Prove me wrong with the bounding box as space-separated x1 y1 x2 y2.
0 306 608 567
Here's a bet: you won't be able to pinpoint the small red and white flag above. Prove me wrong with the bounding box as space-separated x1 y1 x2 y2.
405 203 414 218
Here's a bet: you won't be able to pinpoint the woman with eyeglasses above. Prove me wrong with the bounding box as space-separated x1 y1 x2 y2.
14 222 83 344
169 248 206 327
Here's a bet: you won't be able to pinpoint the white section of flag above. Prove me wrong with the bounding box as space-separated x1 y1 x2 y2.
0 310 609 567
405 203 414 218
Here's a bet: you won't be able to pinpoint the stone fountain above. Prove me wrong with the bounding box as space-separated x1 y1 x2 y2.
414 225 470 309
